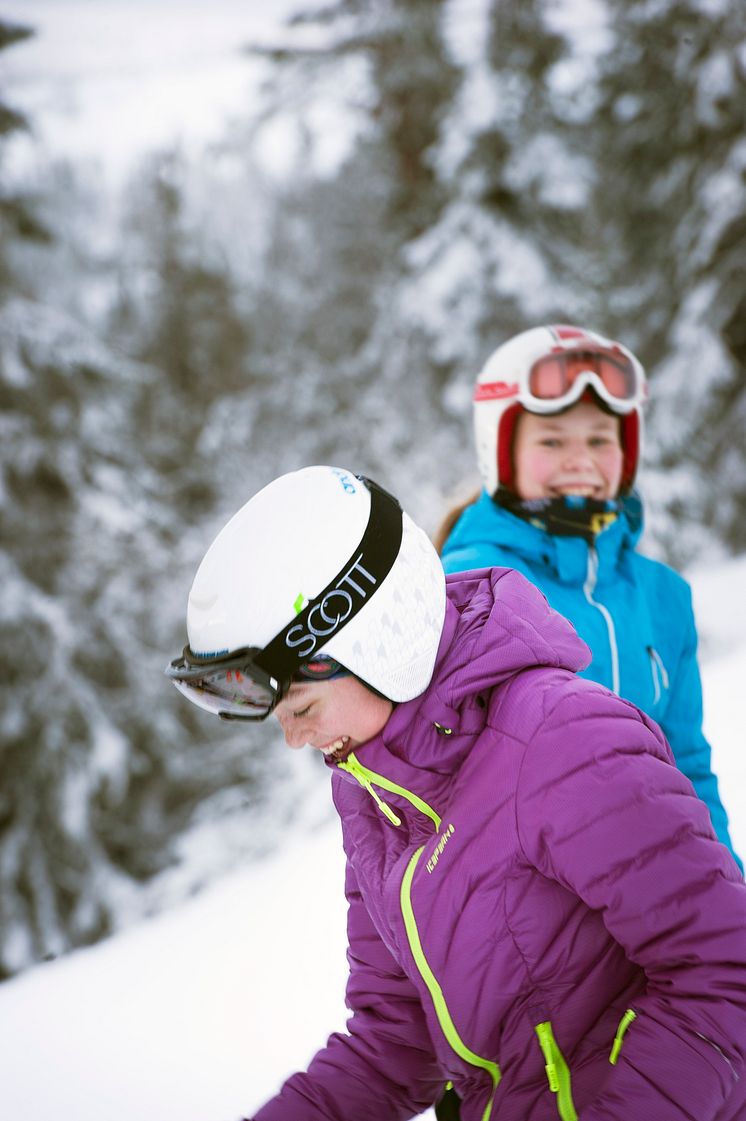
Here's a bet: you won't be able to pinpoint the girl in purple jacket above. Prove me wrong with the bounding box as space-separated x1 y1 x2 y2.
167 466 746 1121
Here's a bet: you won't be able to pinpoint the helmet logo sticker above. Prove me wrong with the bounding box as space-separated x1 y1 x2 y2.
293 593 307 615
473 380 519 401
285 554 378 659
330 467 358 494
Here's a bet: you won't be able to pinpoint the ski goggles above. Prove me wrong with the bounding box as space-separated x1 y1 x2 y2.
475 345 645 414
166 649 349 721
165 476 403 721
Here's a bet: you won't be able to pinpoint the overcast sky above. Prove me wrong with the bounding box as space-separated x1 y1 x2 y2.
2 0 305 183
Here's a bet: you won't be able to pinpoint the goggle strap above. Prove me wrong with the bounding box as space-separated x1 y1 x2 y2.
168 645 261 681
254 477 403 685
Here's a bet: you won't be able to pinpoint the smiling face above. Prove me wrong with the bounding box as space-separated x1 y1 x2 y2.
512 398 624 501
273 674 393 761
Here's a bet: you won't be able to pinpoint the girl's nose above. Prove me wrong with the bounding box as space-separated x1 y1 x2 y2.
274 709 307 750
562 443 595 469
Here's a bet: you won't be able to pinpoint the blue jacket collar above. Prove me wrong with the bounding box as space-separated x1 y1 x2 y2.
449 490 645 585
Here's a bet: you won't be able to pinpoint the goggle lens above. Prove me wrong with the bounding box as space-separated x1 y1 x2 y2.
166 648 279 720
170 676 275 718
166 651 347 720
202 668 276 710
528 350 636 403
296 656 348 682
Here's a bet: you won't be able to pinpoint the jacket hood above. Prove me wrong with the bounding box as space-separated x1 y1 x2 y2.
436 567 590 702
381 566 591 763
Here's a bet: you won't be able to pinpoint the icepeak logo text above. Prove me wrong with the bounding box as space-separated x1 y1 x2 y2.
426 823 456 874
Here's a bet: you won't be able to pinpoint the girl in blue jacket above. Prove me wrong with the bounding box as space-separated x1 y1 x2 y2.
438 323 741 871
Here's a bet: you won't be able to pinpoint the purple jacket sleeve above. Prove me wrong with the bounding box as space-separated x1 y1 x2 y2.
517 696 746 1121
252 859 443 1121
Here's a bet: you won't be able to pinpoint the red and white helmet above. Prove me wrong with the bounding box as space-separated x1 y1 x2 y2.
473 324 647 496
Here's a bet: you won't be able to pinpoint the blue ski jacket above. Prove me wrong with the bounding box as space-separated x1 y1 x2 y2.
441 489 742 871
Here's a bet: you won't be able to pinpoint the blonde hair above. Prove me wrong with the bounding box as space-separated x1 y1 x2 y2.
432 489 481 555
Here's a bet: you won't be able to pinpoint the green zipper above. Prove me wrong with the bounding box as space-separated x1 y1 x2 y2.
338 752 442 829
400 846 501 1121
609 1008 637 1065
535 1021 577 1121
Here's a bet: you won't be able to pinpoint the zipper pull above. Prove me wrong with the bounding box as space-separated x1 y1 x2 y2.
610 1008 637 1065
535 1023 559 1092
338 754 402 826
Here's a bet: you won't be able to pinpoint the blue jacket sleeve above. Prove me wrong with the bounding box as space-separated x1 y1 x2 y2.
658 582 742 873
252 860 443 1121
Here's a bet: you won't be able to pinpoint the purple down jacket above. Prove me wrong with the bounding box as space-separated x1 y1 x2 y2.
253 568 746 1121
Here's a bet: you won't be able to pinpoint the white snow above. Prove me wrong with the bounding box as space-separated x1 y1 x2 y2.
0 557 743 1121
0 4 743 1116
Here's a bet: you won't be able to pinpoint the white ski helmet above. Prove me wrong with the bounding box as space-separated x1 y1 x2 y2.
473 324 647 496
181 466 446 706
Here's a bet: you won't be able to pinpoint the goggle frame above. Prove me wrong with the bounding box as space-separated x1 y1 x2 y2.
474 343 646 416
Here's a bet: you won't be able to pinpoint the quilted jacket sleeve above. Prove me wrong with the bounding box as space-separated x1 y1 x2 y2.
252 859 443 1121
516 691 746 1121
657 580 742 871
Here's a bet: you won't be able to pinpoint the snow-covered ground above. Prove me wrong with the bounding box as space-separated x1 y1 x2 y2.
0 556 743 1121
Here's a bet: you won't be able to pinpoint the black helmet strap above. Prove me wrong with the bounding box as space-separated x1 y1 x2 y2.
254 477 403 685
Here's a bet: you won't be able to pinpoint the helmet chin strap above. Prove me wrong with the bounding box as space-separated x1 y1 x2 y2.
494 487 620 543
